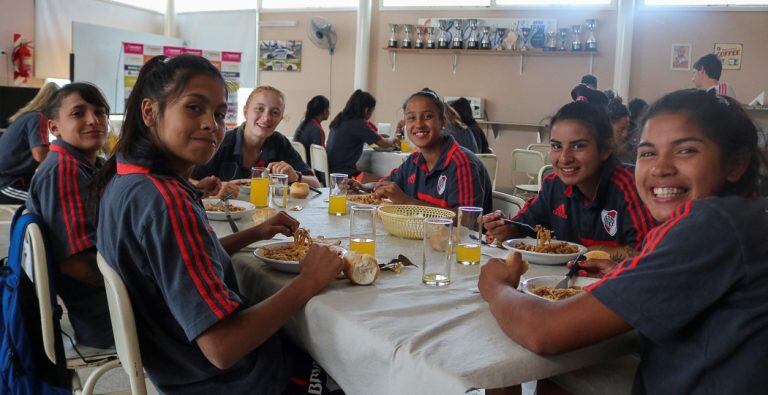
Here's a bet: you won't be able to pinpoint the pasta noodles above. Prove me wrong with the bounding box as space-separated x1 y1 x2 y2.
348 194 383 205
514 225 579 254
204 203 245 212
532 286 584 301
261 228 313 261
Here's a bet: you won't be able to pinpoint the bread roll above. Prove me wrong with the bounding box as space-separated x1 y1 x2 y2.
343 251 380 285
290 182 309 199
584 250 611 260
506 251 529 275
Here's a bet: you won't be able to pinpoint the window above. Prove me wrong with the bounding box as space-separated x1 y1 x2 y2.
496 0 611 5
107 0 166 13
644 0 767 4
381 0 490 6
176 0 256 12
261 0 358 9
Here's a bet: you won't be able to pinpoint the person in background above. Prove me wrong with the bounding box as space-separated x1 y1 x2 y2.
571 83 609 107
481 88 653 260
293 95 330 168
450 97 491 154
326 89 400 183
444 105 479 153
192 86 321 193
692 53 735 97
479 89 768 394
93 54 344 394
607 97 635 164
581 74 598 90
371 88 493 213
627 98 648 133
0 82 58 203
27 82 115 348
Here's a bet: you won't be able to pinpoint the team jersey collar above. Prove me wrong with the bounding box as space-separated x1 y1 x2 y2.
116 154 203 199
50 139 101 170
311 118 324 132
233 124 281 168
412 135 459 175
564 161 617 208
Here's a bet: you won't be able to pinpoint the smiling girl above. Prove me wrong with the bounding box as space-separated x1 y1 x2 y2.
93 55 343 394
481 95 653 258
479 89 768 394
26 83 114 348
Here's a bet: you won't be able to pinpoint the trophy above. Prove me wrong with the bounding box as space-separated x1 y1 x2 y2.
467 19 479 49
519 26 532 52
544 30 557 51
437 20 450 49
401 24 413 49
426 26 436 49
451 19 464 49
585 19 597 51
558 28 569 51
479 26 492 50
502 28 516 51
388 24 399 48
571 24 583 51
414 26 425 49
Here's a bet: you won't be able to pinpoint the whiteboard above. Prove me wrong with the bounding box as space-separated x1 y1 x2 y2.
72 22 184 114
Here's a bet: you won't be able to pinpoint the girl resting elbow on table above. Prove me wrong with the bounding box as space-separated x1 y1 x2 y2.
359 88 492 213
92 55 344 394
190 85 321 199
479 89 768 394
481 88 654 262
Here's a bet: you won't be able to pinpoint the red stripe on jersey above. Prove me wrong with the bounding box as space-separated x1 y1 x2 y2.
117 162 150 175
417 192 450 208
442 142 459 169
512 193 539 220
579 237 620 247
149 176 228 319
56 152 78 253
51 146 92 252
452 148 475 206
163 179 238 313
609 172 644 246
68 155 92 250
614 166 654 239
311 119 326 146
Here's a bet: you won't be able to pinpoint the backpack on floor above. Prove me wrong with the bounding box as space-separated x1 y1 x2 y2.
0 205 70 394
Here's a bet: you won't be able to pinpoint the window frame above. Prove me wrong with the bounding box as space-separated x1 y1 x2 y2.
379 0 616 11
640 0 768 11
260 0 359 12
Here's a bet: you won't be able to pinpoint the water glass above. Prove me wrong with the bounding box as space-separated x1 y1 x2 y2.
422 218 453 286
329 173 348 216
456 206 483 265
350 205 376 256
250 167 270 208
270 173 289 208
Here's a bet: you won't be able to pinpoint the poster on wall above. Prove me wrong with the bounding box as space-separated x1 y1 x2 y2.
714 43 742 70
259 40 302 72
123 42 242 128
670 44 692 71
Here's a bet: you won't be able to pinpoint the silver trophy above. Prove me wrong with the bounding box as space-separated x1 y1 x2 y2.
437 20 450 49
467 19 479 49
388 24 399 48
426 26 436 49
585 19 597 51
414 26 425 49
519 26 532 52
480 26 492 50
402 24 413 49
544 30 558 51
558 28 569 51
571 24 583 51
451 19 464 49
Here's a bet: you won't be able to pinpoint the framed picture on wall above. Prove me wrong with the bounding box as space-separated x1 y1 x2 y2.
671 44 692 71
714 43 742 70
259 40 302 72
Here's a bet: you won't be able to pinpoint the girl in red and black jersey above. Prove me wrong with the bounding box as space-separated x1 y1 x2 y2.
482 87 653 259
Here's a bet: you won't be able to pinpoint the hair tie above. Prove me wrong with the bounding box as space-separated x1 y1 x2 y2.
575 95 589 102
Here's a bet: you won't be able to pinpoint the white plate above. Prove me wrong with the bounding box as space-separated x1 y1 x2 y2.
202 199 255 221
521 275 599 301
253 242 347 274
502 238 587 265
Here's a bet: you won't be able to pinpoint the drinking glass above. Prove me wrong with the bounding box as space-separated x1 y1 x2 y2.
250 167 270 208
270 173 289 209
350 205 376 256
329 173 348 216
422 218 453 286
456 206 483 265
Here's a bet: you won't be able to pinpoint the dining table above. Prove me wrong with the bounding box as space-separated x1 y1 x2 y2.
208 189 637 395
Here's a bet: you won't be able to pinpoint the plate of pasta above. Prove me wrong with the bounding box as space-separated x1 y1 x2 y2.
521 276 599 301
253 228 345 273
202 199 255 221
502 225 585 265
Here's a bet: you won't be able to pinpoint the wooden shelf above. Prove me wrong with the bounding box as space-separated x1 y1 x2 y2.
383 47 597 75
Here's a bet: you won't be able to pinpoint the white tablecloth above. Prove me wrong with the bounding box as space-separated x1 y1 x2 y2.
211 190 637 395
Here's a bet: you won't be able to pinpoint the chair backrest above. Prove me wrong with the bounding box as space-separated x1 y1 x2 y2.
511 149 546 178
526 143 550 159
96 253 148 395
291 141 307 164
475 154 498 190
492 191 527 218
23 223 57 364
310 144 330 186
537 165 554 191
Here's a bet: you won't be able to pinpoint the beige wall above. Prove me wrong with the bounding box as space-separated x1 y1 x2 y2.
259 12 357 137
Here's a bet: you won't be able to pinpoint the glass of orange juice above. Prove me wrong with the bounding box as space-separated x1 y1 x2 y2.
456 206 483 265
250 167 270 208
350 205 376 256
328 173 348 216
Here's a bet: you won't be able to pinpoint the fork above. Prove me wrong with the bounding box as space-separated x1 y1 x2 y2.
220 193 239 233
554 252 585 289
